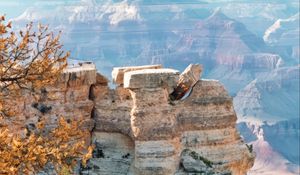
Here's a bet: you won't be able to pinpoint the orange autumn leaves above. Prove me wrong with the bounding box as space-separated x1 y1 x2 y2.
0 16 68 94
0 118 93 174
0 16 93 174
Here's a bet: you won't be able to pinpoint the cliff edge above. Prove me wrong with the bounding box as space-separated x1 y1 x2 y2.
89 63 255 175
3 62 254 175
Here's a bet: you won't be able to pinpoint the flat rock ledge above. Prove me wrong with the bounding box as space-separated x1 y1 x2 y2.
124 68 179 92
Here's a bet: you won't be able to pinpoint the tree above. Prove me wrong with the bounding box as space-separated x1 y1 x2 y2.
0 16 92 174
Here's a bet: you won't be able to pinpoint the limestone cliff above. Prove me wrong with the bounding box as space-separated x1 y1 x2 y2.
3 62 254 175
88 64 255 175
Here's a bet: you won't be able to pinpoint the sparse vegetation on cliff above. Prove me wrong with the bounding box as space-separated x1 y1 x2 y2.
189 150 213 168
0 16 92 174
246 144 253 153
181 148 214 169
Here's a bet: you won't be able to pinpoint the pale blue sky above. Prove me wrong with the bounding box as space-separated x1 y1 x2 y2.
1 0 298 20
0 0 82 18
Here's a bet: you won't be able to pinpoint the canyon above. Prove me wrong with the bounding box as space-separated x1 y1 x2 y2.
2 1 299 174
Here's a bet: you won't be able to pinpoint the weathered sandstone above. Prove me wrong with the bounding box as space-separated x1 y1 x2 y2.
2 62 96 140
91 64 255 175
170 64 202 100
3 62 254 175
112 64 162 85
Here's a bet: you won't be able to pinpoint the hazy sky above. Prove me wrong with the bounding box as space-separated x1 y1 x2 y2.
0 0 82 18
1 0 299 20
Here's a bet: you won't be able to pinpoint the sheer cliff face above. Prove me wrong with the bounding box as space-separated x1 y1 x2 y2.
90 64 255 175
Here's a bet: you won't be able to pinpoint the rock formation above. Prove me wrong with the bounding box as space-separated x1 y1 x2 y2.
1 62 96 141
3 62 255 174
89 63 255 175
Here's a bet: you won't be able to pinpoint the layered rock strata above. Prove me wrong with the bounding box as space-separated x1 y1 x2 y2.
90 64 255 175
3 62 254 174
1 62 96 141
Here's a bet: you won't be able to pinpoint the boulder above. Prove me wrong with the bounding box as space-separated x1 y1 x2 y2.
112 65 162 85
170 64 202 100
124 68 179 92
179 64 202 87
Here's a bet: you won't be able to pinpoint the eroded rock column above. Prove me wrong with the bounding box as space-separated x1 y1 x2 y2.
176 80 255 175
124 69 180 175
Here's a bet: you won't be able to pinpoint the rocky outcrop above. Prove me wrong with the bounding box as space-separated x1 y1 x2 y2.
176 80 254 175
91 64 255 175
2 62 96 140
5 62 254 174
